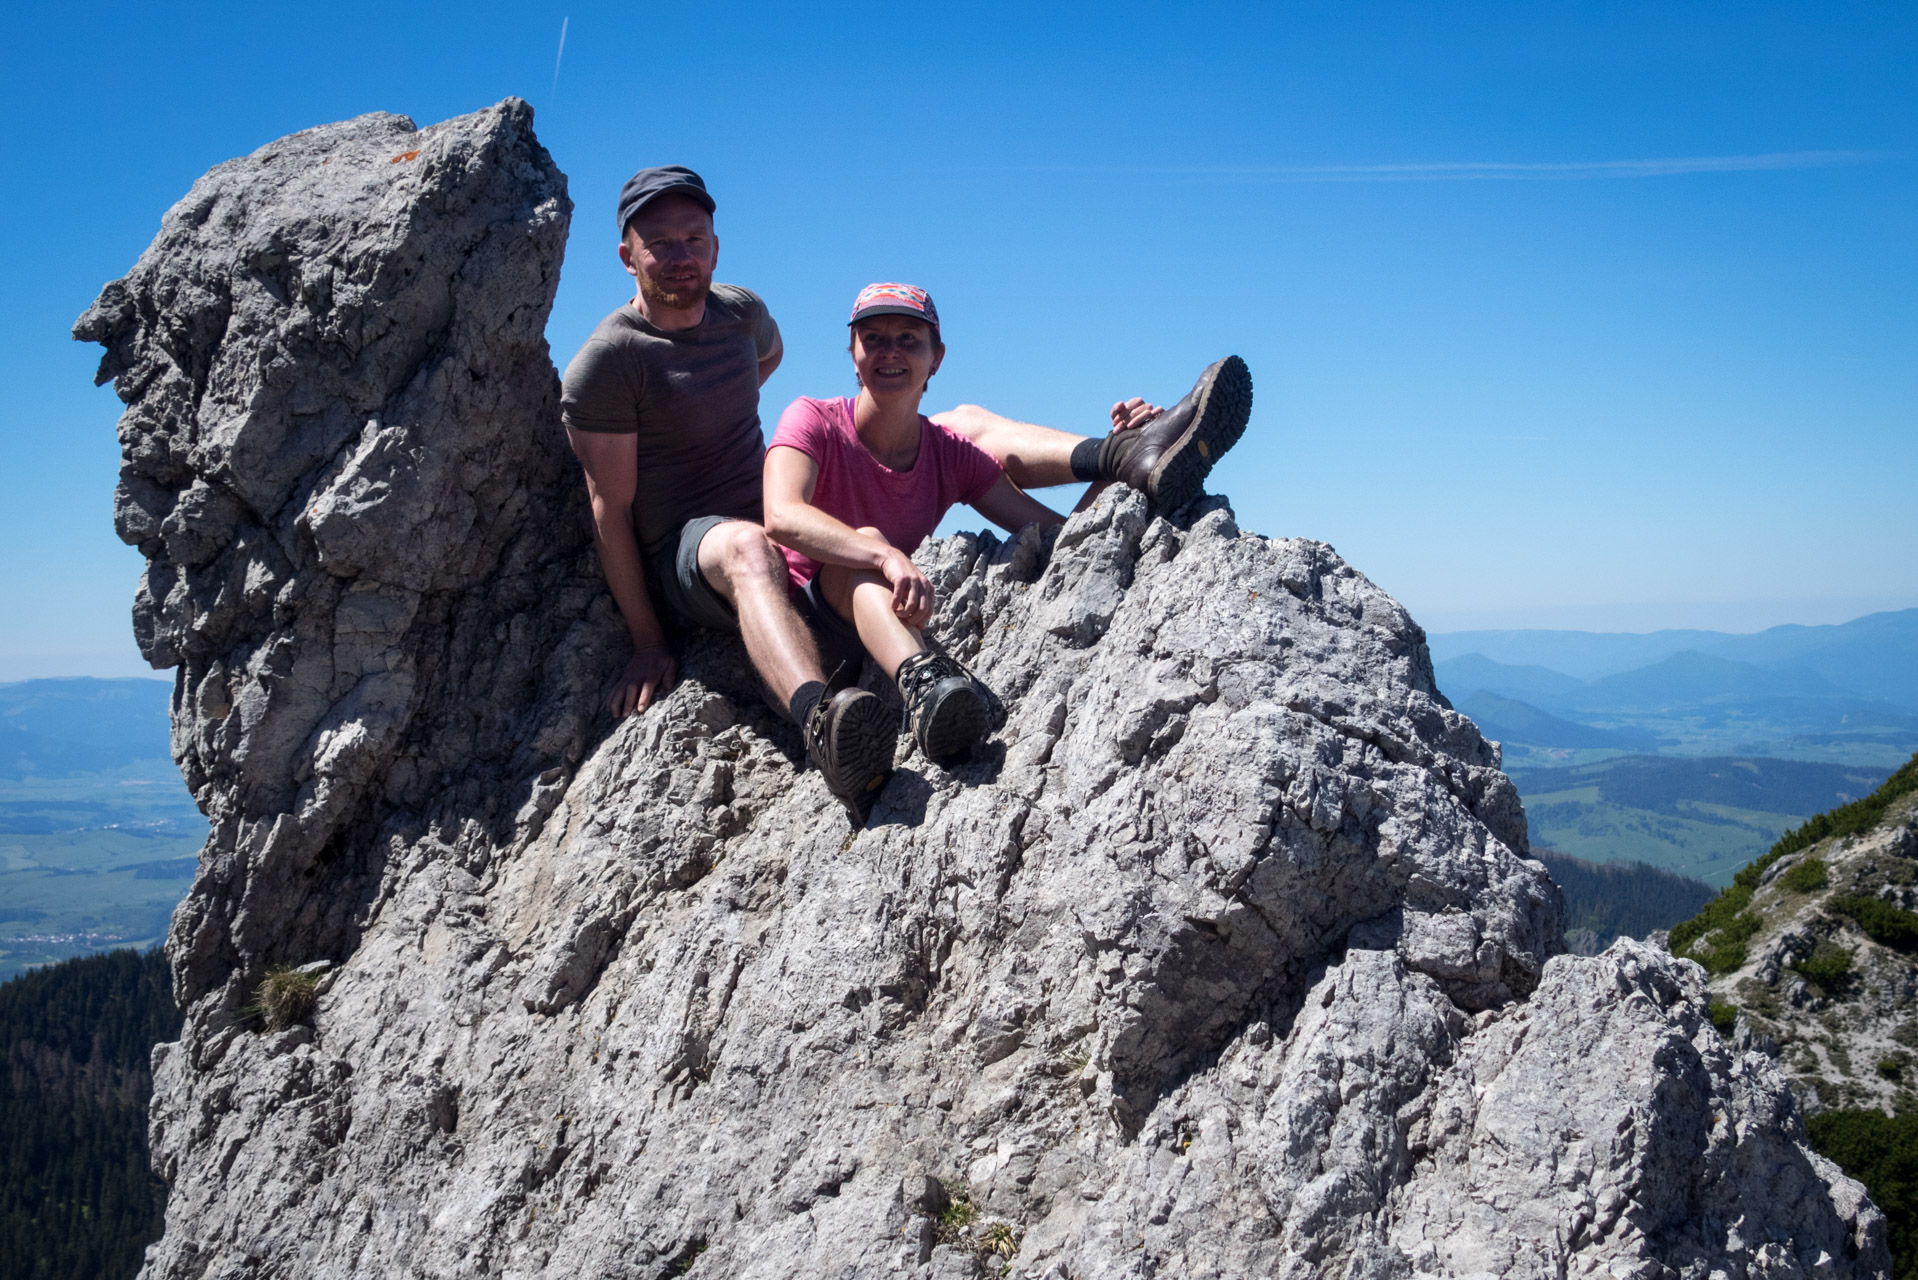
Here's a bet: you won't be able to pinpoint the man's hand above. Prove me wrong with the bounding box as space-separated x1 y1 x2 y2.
611 642 677 717
1109 397 1163 433
878 547 935 630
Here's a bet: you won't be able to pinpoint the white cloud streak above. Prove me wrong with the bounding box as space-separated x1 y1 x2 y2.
551 17 569 101
940 150 1893 183
1192 150 1888 182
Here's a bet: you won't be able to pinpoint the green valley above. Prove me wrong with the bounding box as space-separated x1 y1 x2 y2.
0 680 205 978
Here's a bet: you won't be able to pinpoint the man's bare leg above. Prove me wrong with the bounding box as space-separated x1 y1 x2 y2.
934 358 1251 515
699 521 895 817
695 519 826 708
928 404 1086 490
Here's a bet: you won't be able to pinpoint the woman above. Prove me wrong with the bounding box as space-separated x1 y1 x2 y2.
763 283 1154 766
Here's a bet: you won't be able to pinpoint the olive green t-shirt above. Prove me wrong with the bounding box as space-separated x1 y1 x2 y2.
559 283 783 557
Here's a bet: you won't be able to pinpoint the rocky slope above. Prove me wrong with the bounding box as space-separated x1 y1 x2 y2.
76 100 1888 1279
1675 763 1918 1118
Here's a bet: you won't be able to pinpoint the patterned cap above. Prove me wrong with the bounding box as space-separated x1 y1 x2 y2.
848 283 940 336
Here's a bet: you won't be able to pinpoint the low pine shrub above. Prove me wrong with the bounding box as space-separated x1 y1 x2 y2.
1695 911 1763 975
1796 944 1853 988
1708 1000 1737 1035
1670 751 1918 969
1832 896 1918 950
1780 856 1830 894
1670 884 1755 959
1805 1108 1918 1280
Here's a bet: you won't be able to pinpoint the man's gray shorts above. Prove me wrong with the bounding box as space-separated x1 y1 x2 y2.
651 515 742 633
651 515 866 685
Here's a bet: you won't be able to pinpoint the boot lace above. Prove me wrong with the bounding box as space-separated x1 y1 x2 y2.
896 651 968 723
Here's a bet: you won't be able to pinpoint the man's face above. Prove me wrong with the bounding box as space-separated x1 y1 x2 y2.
619 194 718 312
850 315 943 394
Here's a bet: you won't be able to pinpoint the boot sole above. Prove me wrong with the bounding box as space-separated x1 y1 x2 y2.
1146 355 1253 513
823 694 896 818
918 678 990 766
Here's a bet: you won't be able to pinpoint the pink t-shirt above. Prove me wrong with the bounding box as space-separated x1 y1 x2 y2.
769 396 1003 586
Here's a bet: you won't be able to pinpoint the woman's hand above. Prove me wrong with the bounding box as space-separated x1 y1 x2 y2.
878 546 935 630
1109 397 1163 432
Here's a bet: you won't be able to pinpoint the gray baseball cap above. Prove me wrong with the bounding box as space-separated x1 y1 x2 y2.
616 166 715 234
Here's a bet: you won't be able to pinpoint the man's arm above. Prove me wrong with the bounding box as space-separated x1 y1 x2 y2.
756 309 784 386
565 426 677 716
972 473 1069 533
762 445 934 628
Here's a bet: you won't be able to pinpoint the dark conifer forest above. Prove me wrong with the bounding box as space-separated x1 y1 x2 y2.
1533 850 1716 947
0 948 179 1279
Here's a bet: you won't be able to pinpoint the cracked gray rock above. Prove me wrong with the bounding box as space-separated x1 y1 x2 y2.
78 100 1888 1280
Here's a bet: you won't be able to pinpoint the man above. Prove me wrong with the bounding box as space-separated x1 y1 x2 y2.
560 167 1251 817
561 167 896 819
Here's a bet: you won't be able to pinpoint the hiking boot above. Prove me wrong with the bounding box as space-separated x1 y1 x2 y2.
1114 355 1253 513
804 687 896 819
896 651 991 766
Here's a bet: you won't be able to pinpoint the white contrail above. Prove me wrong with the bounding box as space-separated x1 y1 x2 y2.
551 17 569 100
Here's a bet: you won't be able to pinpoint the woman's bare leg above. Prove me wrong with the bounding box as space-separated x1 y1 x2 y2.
817 562 926 679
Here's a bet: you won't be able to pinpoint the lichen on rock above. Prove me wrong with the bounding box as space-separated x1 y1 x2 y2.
79 100 1889 1279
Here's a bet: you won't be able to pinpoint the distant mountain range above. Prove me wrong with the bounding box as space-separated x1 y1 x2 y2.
1431 610 1918 881
1431 608 1918 767
1430 606 1918 708
0 678 176 779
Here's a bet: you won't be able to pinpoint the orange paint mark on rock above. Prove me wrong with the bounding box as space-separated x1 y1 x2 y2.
391 151 421 164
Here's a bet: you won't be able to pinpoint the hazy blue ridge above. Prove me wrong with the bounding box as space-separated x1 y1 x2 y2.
1505 756 1887 817
1566 651 1850 709
1434 620 1918 774
1453 691 1656 751
0 677 174 747
1429 607 1918 708
1434 655 1585 704
0 724 173 779
1430 627 1736 681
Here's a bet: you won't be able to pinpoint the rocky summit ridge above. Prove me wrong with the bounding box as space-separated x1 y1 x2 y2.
76 99 1888 1279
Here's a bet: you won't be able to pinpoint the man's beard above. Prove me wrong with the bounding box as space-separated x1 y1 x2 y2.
639 269 711 312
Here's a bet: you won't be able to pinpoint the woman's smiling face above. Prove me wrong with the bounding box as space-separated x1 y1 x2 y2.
850 314 944 395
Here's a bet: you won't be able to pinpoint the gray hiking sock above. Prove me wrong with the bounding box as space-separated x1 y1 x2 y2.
1069 432 1141 483
788 680 826 728
1068 437 1103 482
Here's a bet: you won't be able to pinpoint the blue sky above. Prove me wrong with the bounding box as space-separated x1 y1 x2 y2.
3 1 1913 679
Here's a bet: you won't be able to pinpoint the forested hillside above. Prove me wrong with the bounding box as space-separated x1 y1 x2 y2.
1533 850 1714 952
0 948 179 1279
